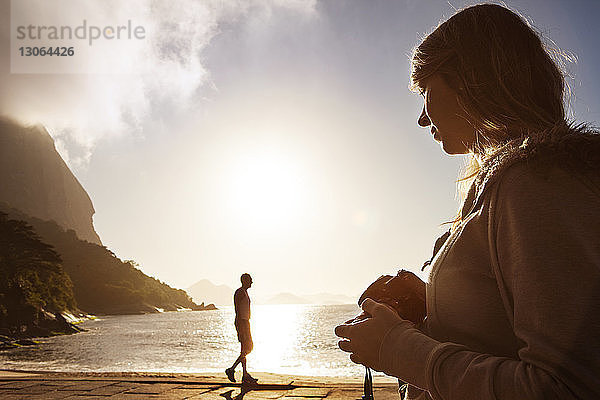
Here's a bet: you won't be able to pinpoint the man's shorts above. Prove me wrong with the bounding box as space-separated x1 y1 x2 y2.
235 319 253 355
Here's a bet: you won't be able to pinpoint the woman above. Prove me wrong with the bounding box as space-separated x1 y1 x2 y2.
335 4 600 400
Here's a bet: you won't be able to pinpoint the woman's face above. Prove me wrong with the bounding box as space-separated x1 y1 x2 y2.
418 74 476 155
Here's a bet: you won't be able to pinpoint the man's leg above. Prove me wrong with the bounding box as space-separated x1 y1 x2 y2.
231 353 244 370
227 320 244 382
241 355 247 376
235 320 256 383
226 348 244 382
241 346 256 381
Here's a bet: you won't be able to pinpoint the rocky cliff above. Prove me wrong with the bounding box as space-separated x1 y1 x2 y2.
0 117 101 245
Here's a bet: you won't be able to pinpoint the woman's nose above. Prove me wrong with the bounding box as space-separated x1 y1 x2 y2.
418 107 430 127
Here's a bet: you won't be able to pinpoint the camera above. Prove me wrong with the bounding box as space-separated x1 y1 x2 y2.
355 269 426 324
348 270 427 399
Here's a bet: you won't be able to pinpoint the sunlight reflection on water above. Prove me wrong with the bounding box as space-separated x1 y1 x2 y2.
0 304 380 377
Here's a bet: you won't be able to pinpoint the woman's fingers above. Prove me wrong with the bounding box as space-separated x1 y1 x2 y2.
338 339 352 352
334 324 351 338
360 297 376 313
335 317 374 339
361 297 386 316
336 300 411 372
344 311 370 324
336 319 379 368
361 298 413 327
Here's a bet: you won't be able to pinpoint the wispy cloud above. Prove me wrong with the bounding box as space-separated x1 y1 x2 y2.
0 0 317 169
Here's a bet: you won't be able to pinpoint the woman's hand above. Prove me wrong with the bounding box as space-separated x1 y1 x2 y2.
335 297 439 389
334 298 414 371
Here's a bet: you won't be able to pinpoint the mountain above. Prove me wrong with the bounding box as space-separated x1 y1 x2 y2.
187 279 234 306
303 293 355 305
187 278 356 306
264 292 311 305
0 117 101 245
0 117 210 319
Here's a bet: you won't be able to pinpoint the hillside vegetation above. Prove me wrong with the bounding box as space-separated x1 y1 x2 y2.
0 211 77 337
0 203 204 317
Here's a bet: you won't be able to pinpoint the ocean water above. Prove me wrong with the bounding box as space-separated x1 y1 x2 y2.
1 304 380 378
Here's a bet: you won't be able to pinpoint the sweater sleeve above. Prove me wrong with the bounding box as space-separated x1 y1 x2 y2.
426 166 600 400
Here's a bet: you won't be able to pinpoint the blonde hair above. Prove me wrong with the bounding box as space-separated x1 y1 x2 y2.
410 3 569 227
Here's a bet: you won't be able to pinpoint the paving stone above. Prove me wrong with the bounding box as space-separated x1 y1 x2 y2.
187 394 235 399
41 383 80 391
86 383 134 396
0 380 43 389
199 387 288 400
66 396 136 400
106 394 166 400
0 381 24 387
20 391 85 399
14 383 55 394
106 389 196 399
124 382 183 394
41 380 70 385
286 398 329 400
58 381 117 391
176 384 221 390
208 388 245 400
187 387 239 400
324 387 400 400
47 380 86 388
0 395 28 400
162 386 220 397
322 389 361 399
284 387 331 398
239 389 287 399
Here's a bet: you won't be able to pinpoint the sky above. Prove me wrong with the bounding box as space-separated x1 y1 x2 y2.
1 0 599 300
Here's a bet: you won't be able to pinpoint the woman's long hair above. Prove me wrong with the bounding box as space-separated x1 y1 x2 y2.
410 3 570 226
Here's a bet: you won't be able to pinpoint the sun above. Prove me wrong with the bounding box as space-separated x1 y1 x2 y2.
224 151 308 232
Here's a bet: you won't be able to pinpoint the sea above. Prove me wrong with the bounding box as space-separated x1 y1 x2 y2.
1 304 385 378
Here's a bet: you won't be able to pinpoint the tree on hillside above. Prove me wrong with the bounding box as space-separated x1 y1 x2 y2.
0 211 76 329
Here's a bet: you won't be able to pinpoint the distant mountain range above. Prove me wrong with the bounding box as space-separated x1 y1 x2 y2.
187 279 234 307
187 279 355 306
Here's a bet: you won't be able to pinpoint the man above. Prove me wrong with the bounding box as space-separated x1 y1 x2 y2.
225 273 257 384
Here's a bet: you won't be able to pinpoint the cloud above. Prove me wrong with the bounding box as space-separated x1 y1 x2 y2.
0 0 316 169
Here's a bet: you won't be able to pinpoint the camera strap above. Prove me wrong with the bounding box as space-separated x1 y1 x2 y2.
363 367 410 399
362 366 374 399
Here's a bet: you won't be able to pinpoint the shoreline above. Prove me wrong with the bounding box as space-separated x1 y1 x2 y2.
0 307 220 346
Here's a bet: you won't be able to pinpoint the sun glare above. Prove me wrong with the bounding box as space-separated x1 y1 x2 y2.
250 305 302 371
224 151 308 232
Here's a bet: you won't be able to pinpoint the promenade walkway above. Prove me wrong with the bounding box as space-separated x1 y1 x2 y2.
0 371 400 399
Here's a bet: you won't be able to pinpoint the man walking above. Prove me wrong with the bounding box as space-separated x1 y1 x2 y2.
226 273 257 384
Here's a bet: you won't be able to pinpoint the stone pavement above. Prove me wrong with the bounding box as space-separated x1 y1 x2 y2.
0 371 401 399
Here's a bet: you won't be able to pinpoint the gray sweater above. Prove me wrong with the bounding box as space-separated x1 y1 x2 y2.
381 124 600 400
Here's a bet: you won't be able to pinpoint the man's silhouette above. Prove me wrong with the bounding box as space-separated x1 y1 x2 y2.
226 273 257 384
